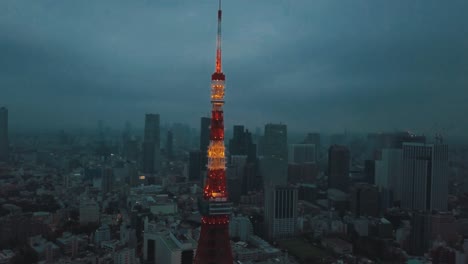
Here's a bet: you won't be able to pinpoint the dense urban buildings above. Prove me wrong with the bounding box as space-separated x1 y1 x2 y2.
0 1 466 264
328 145 350 192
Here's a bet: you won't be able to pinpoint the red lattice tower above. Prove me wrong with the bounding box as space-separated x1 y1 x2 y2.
194 1 233 263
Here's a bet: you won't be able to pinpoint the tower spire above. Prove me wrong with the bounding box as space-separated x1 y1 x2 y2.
216 0 222 73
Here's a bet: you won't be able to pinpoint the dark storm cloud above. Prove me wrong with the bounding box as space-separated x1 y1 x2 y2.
1 0 467 137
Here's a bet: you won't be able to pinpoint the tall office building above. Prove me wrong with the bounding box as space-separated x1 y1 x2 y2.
261 123 288 188
288 144 316 164
188 150 202 181
142 114 160 174
200 117 211 169
350 183 379 217
262 123 287 161
400 143 448 211
264 185 298 240
228 125 256 162
0 107 8 162
328 145 350 192
101 167 114 194
409 211 431 256
303 132 320 158
375 148 402 207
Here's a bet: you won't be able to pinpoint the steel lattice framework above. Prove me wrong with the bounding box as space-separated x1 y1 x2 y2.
193 1 233 263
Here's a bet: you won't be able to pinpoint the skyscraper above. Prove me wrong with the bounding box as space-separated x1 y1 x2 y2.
375 148 402 207
288 144 316 164
142 114 160 174
188 150 202 181
194 1 233 263
350 183 379 217
262 123 287 161
400 143 448 211
228 125 256 162
0 107 8 162
264 185 298 240
303 132 320 158
328 145 350 192
261 123 288 188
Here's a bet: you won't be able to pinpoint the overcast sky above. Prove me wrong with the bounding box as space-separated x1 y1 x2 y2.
1 0 467 137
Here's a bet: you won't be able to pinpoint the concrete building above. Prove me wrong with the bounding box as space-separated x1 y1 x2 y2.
95 224 111 246
144 219 196 264
0 107 8 162
264 185 298 240
142 113 160 174
328 145 350 192
79 199 99 224
401 143 448 211
114 247 137 264
350 183 380 217
261 123 287 161
229 216 253 242
188 150 202 181
375 148 402 206
288 144 316 164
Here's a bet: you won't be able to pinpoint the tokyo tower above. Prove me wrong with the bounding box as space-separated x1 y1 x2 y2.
194 1 233 263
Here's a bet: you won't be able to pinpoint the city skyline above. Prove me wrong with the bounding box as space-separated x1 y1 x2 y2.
1 0 468 138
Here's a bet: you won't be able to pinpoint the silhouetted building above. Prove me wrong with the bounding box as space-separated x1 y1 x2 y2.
409 211 431 256
243 162 259 193
199 117 211 170
289 144 316 164
262 123 287 161
228 125 256 162
350 183 379 217
142 114 160 174
298 184 318 203
260 124 288 188
364 160 375 184
401 143 448 211
328 145 350 192
375 148 402 208
0 107 8 162
102 167 114 194
303 132 320 158
264 185 298 240
188 150 202 181
288 162 318 184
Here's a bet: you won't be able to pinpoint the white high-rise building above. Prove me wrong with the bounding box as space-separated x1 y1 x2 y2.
229 216 253 242
288 144 316 164
264 185 298 240
400 143 448 211
114 247 137 264
143 218 196 264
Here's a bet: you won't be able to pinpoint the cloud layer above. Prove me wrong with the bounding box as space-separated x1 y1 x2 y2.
1 0 467 137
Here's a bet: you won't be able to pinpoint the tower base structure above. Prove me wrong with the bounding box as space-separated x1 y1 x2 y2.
194 216 233 264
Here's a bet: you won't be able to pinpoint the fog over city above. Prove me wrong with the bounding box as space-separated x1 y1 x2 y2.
1 0 467 138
